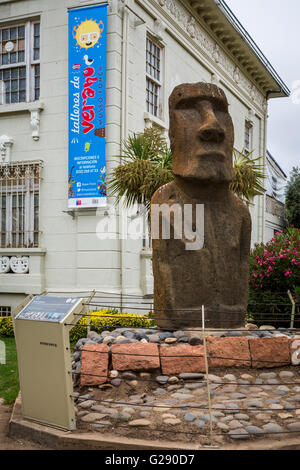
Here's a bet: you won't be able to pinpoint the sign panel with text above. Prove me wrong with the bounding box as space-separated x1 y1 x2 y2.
68 4 107 208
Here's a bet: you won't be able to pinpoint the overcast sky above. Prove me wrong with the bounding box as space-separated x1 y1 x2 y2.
225 0 300 178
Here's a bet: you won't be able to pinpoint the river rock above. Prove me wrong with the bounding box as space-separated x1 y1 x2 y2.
228 429 249 440
81 413 107 423
245 425 264 435
262 423 284 434
164 418 181 425
128 419 151 427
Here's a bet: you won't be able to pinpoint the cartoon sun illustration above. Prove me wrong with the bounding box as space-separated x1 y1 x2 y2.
73 19 104 50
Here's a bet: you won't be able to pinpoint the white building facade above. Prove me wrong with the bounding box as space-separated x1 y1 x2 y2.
0 0 289 313
264 150 287 241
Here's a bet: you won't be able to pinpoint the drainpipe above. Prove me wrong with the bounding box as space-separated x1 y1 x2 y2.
261 106 267 243
261 87 284 242
119 0 129 312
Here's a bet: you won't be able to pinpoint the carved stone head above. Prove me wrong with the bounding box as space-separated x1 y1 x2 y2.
169 83 234 183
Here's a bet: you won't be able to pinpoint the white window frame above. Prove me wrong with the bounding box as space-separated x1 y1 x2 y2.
146 35 164 119
0 306 11 317
0 19 40 105
0 162 41 248
2 186 38 248
244 121 253 154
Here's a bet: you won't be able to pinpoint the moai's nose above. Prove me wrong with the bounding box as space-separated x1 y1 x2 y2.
199 125 225 143
198 105 225 144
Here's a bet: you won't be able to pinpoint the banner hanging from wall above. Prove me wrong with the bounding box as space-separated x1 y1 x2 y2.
68 4 107 208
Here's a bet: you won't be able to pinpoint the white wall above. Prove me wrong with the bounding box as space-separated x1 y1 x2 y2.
0 0 269 312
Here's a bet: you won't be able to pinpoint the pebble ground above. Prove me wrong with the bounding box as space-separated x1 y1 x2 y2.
75 368 300 445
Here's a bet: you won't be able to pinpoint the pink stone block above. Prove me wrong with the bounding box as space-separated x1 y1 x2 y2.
80 344 109 386
206 336 251 368
160 345 205 375
249 337 291 368
111 343 160 371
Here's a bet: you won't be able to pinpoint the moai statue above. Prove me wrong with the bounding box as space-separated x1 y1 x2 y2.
151 83 251 329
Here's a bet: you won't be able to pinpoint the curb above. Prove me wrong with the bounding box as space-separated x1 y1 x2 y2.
8 394 300 451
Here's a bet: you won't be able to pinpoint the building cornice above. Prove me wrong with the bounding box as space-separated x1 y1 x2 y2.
215 0 290 98
188 0 289 98
151 0 289 106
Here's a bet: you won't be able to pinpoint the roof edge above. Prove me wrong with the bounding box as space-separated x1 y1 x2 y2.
266 150 288 179
215 0 290 98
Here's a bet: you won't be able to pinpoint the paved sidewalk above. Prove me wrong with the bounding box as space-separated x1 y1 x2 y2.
0 404 51 450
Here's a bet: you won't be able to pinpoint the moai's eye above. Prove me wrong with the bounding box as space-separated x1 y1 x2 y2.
175 98 194 111
213 98 228 114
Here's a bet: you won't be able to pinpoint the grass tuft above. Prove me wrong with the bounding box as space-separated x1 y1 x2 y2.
0 337 19 405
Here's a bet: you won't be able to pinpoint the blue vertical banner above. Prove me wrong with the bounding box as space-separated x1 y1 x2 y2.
68 4 107 208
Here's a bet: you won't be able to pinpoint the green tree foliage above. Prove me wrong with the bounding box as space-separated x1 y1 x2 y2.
286 167 300 228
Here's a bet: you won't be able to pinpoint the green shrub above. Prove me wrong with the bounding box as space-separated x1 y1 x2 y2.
0 317 14 337
248 228 300 326
247 291 300 327
69 309 155 342
0 309 156 342
286 167 300 228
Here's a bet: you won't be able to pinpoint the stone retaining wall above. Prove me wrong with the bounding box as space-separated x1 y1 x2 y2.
80 337 300 387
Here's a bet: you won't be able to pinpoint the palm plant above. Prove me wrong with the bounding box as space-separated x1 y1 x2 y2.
121 126 166 162
108 127 173 211
230 148 266 203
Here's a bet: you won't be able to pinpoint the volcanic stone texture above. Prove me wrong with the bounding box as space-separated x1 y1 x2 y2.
249 337 291 368
160 345 205 375
80 344 109 386
207 336 251 368
151 82 252 330
111 343 160 371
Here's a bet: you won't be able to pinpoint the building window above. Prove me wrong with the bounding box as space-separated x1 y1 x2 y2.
146 37 162 118
0 306 11 317
0 21 40 105
0 162 41 248
244 121 252 154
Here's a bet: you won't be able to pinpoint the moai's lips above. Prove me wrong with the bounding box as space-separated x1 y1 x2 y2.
196 151 227 160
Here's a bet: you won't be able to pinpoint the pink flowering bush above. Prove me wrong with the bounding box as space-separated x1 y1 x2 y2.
250 228 300 292
248 228 300 325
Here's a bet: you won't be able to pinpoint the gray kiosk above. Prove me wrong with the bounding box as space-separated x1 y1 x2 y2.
14 296 84 431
